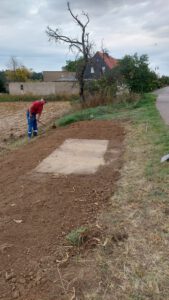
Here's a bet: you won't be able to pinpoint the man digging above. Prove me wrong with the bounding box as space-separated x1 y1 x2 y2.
27 98 47 138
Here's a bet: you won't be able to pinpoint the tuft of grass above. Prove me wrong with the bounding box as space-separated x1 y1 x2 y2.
66 226 88 246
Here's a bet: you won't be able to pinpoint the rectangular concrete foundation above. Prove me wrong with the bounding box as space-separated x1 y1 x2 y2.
35 138 109 175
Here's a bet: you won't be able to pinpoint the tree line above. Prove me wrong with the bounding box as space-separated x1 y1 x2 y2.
1 53 169 95
0 56 43 93
63 54 169 94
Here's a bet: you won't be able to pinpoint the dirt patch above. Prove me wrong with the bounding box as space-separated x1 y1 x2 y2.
0 120 125 299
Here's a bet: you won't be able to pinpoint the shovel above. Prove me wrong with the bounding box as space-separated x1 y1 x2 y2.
38 120 46 134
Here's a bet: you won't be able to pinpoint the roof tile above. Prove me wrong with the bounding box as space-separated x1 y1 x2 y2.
97 51 118 69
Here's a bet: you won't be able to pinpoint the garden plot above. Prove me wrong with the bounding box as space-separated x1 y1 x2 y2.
0 120 125 300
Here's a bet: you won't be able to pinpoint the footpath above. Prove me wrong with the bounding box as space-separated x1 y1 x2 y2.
155 86 169 125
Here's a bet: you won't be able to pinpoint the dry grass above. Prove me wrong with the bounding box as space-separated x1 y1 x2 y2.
82 93 112 108
55 93 169 298
83 122 169 299
82 92 141 109
53 114 169 299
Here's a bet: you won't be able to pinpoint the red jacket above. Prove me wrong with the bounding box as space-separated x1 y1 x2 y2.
29 101 44 115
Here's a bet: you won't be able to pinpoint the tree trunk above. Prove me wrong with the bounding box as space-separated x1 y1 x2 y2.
78 61 87 103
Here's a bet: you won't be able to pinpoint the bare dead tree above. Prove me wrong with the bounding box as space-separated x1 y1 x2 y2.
6 56 20 80
7 56 19 71
46 2 93 102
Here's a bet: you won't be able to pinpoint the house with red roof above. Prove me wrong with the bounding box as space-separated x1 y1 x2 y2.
84 51 118 79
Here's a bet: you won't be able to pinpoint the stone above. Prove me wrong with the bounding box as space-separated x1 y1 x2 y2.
5 271 15 281
19 278 26 284
161 153 169 162
12 290 20 299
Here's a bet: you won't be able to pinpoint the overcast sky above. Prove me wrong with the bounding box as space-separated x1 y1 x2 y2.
0 0 169 75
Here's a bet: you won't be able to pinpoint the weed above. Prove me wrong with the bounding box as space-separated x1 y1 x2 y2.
66 226 88 246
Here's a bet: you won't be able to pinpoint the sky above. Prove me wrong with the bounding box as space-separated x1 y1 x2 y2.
0 0 169 75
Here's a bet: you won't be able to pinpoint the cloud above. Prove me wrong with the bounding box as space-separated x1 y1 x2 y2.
0 0 169 74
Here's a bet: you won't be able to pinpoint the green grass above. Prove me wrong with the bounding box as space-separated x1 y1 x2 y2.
66 226 88 246
57 93 157 125
0 93 79 102
56 93 169 298
57 93 169 181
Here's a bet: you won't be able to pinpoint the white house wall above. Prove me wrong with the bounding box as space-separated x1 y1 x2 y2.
9 82 79 96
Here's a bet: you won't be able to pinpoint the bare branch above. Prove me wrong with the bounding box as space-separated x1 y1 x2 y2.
67 2 89 29
46 26 82 45
82 11 90 28
46 2 94 102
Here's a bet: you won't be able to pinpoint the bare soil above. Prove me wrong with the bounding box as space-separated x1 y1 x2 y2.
0 119 125 300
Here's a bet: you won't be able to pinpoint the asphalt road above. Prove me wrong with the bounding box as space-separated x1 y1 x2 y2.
155 86 169 125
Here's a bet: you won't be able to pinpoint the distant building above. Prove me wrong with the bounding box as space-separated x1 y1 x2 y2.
8 53 119 96
43 71 76 82
43 52 118 82
84 51 118 79
9 71 78 96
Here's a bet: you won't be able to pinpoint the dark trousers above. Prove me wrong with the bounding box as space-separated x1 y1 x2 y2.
26 111 38 138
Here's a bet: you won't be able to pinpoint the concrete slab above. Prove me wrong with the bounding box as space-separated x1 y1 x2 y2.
35 138 109 175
